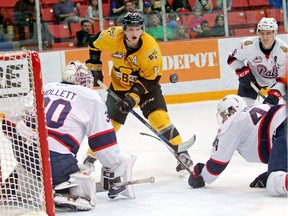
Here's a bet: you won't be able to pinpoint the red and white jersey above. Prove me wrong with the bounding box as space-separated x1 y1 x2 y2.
227 36 288 96
201 104 287 184
43 82 117 156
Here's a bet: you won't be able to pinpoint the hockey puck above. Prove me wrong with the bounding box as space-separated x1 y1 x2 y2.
169 74 178 83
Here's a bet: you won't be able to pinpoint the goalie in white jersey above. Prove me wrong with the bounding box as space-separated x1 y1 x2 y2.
2 61 137 211
227 17 287 106
188 95 288 197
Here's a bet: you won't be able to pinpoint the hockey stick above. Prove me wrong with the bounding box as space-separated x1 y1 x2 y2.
96 177 155 192
250 82 266 100
97 80 194 174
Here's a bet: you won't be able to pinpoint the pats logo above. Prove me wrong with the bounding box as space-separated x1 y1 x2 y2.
112 51 123 59
146 47 159 61
243 40 253 46
280 46 288 53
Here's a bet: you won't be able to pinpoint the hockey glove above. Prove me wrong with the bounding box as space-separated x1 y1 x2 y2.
249 171 268 188
235 66 256 89
188 163 205 188
86 61 103 87
117 93 136 115
263 90 281 105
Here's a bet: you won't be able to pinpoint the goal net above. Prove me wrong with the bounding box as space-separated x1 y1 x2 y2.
0 50 54 216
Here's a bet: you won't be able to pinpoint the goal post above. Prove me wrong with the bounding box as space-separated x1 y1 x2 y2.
0 50 55 216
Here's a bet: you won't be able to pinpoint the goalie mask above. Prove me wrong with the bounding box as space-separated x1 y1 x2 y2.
216 94 246 125
257 17 278 35
62 61 94 88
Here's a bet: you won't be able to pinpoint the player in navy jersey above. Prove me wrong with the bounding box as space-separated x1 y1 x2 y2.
188 94 288 197
1 61 136 211
227 17 288 106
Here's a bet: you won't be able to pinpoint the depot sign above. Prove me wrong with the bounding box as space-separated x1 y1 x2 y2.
65 39 220 84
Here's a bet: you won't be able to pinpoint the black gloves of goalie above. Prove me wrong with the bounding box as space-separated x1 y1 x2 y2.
86 61 103 87
249 171 268 188
188 163 205 188
118 94 136 114
263 90 281 105
235 66 256 89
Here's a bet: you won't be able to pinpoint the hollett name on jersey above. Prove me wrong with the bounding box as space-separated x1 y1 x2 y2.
43 89 77 100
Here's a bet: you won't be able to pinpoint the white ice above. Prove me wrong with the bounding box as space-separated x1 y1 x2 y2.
56 100 287 216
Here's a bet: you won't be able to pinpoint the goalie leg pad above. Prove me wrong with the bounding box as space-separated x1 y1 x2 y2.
54 193 93 211
266 171 288 197
69 173 97 207
101 152 137 199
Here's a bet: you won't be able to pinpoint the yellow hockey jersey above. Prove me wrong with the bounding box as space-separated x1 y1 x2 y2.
90 26 163 92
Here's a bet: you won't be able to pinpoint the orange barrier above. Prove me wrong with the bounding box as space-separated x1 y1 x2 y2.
65 39 220 86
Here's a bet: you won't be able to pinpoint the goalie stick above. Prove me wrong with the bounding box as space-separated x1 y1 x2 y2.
97 80 195 174
96 177 155 192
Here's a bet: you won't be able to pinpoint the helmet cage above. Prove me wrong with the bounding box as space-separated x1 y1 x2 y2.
62 61 94 88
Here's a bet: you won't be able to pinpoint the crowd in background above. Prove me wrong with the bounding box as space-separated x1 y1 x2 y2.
0 0 287 50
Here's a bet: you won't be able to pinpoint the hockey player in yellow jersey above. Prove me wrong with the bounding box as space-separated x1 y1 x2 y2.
85 12 193 174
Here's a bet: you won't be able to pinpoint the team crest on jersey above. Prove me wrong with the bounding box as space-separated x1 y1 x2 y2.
243 40 253 46
146 47 159 61
280 46 288 53
253 56 262 63
112 51 123 59
107 27 118 38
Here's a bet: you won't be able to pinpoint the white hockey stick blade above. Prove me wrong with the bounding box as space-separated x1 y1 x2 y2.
177 134 196 153
96 177 155 193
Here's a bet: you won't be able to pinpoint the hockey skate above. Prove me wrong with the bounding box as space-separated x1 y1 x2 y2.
176 151 193 176
54 193 93 211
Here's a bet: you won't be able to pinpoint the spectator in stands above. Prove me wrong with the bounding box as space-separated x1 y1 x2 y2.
14 0 53 49
53 0 85 24
145 11 174 41
172 0 192 13
109 0 126 20
216 0 232 11
14 0 36 44
86 0 99 22
133 0 144 12
142 1 153 27
174 24 190 40
196 20 211 38
117 0 136 25
211 14 225 37
194 0 213 12
151 0 172 13
188 7 206 34
76 19 92 47
166 12 179 33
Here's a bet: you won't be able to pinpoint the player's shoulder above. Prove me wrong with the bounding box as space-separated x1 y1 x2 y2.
239 36 258 48
102 26 124 40
275 37 288 54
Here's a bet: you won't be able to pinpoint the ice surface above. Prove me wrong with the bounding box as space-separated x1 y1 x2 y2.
56 100 287 216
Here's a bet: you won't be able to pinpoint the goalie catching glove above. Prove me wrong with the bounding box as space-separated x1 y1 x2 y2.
86 60 103 87
188 163 205 188
235 66 256 89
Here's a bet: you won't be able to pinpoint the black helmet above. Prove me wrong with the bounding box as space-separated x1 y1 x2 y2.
123 12 144 28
